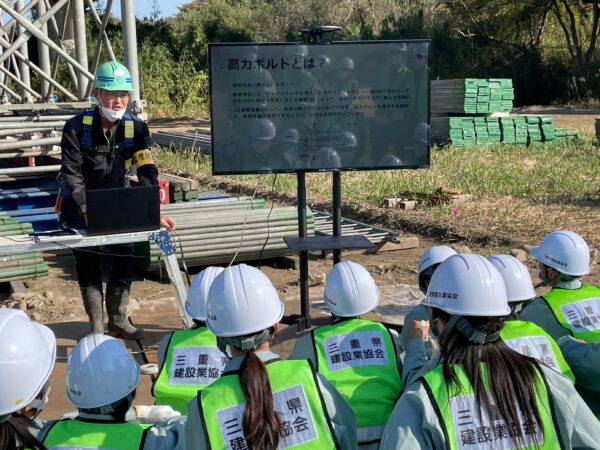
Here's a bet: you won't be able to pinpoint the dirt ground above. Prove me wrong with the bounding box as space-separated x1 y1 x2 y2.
1 105 598 418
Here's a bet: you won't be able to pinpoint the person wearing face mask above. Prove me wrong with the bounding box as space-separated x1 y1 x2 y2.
58 61 176 340
519 230 600 417
379 254 600 450
399 246 456 387
0 309 56 450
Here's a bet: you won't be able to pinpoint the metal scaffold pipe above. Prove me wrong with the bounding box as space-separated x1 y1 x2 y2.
36 0 51 98
72 0 88 98
13 0 32 101
0 149 61 158
0 120 65 130
0 115 73 122
85 0 116 89
0 165 59 175
0 136 61 151
121 0 141 109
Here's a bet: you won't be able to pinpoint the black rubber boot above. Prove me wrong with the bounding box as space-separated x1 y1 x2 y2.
106 285 144 340
80 285 105 334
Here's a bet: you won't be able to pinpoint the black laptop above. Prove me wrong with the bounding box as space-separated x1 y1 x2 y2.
85 185 160 236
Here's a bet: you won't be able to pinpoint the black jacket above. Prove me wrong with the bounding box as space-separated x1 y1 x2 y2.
59 107 158 228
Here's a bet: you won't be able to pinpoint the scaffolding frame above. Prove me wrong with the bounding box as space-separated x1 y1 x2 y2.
0 0 142 114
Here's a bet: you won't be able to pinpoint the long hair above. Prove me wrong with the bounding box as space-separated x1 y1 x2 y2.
435 309 544 448
239 350 282 450
0 414 47 450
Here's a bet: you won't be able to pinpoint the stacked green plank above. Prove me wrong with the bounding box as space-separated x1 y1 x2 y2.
500 117 516 144
540 115 555 144
487 117 502 143
474 117 490 145
526 116 543 143
431 78 514 114
0 213 48 282
513 116 529 144
432 114 578 147
461 118 476 145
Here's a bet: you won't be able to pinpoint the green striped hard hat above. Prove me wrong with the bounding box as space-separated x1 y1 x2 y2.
92 61 134 91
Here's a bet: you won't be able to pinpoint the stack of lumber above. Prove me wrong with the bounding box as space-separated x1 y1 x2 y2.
431 78 514 114
431 115 578 147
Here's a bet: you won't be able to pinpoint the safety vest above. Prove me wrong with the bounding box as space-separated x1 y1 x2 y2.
199 359 339 450
422 363 560 450
81 109 134 152
42 418 151 449
312 318 402 443
501 320 575 383
152 327 226 414
542 284 600 342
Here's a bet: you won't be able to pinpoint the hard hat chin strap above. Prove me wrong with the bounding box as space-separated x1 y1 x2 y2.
218 328 273 352
455 316 500 345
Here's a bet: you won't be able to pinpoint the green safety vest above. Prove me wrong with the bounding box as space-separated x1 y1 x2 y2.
42 418 151 449
312 318 402 443
542 284 600 342
152 327 226 414
422 363 561 450
199 359 339 450
501 320 575 383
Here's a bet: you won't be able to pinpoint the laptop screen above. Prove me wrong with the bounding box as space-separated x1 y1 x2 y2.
85 185 160 236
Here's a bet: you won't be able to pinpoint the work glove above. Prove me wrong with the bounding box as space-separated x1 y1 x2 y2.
133 405 181 424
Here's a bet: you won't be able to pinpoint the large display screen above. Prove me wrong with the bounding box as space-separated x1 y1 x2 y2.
209 40 430 174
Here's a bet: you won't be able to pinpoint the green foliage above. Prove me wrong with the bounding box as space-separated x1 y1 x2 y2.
78 0 600 114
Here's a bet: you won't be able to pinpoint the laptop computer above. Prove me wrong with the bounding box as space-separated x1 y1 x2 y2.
85 185 160 236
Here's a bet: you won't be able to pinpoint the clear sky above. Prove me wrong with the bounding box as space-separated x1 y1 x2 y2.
110 0 192 19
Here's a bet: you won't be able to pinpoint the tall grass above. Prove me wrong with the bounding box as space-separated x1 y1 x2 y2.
154 139 600 206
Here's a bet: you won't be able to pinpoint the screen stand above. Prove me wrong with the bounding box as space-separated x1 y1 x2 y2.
279 170 374 341
297 171 311 331
332 171 342 264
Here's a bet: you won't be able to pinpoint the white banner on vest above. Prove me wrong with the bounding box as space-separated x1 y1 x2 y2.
560 297 600 332
503 335 561 373
450 393 543 450
216 384 319 449
169 347 226 386
323 330 389 371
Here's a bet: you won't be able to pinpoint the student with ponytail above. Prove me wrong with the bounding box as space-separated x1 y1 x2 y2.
380 254 600 450
185 263 357 450
0 309 56 450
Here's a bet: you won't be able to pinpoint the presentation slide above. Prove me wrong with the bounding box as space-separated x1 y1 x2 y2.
209 41 430 174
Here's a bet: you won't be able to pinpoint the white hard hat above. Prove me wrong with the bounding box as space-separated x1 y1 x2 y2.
423 254 510 317
530 230 590 276
66 334 139 409
488 254 536 303
324 261 380 317
206 264 284 337
0 310 56 415
185 266 224 321
418 245 457 275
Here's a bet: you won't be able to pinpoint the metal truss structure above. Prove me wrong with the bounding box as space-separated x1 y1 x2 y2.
0 0 141 113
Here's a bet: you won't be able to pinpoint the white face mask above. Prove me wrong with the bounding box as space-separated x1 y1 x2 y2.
100 105 126 122
28 384 51 419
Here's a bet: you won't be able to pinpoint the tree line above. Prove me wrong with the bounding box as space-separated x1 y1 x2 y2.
92 0 600 116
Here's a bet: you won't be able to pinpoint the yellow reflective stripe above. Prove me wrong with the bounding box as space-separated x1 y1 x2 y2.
132 149 154 168
82 115 93 125
124 158 132 170
125 119 134 138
